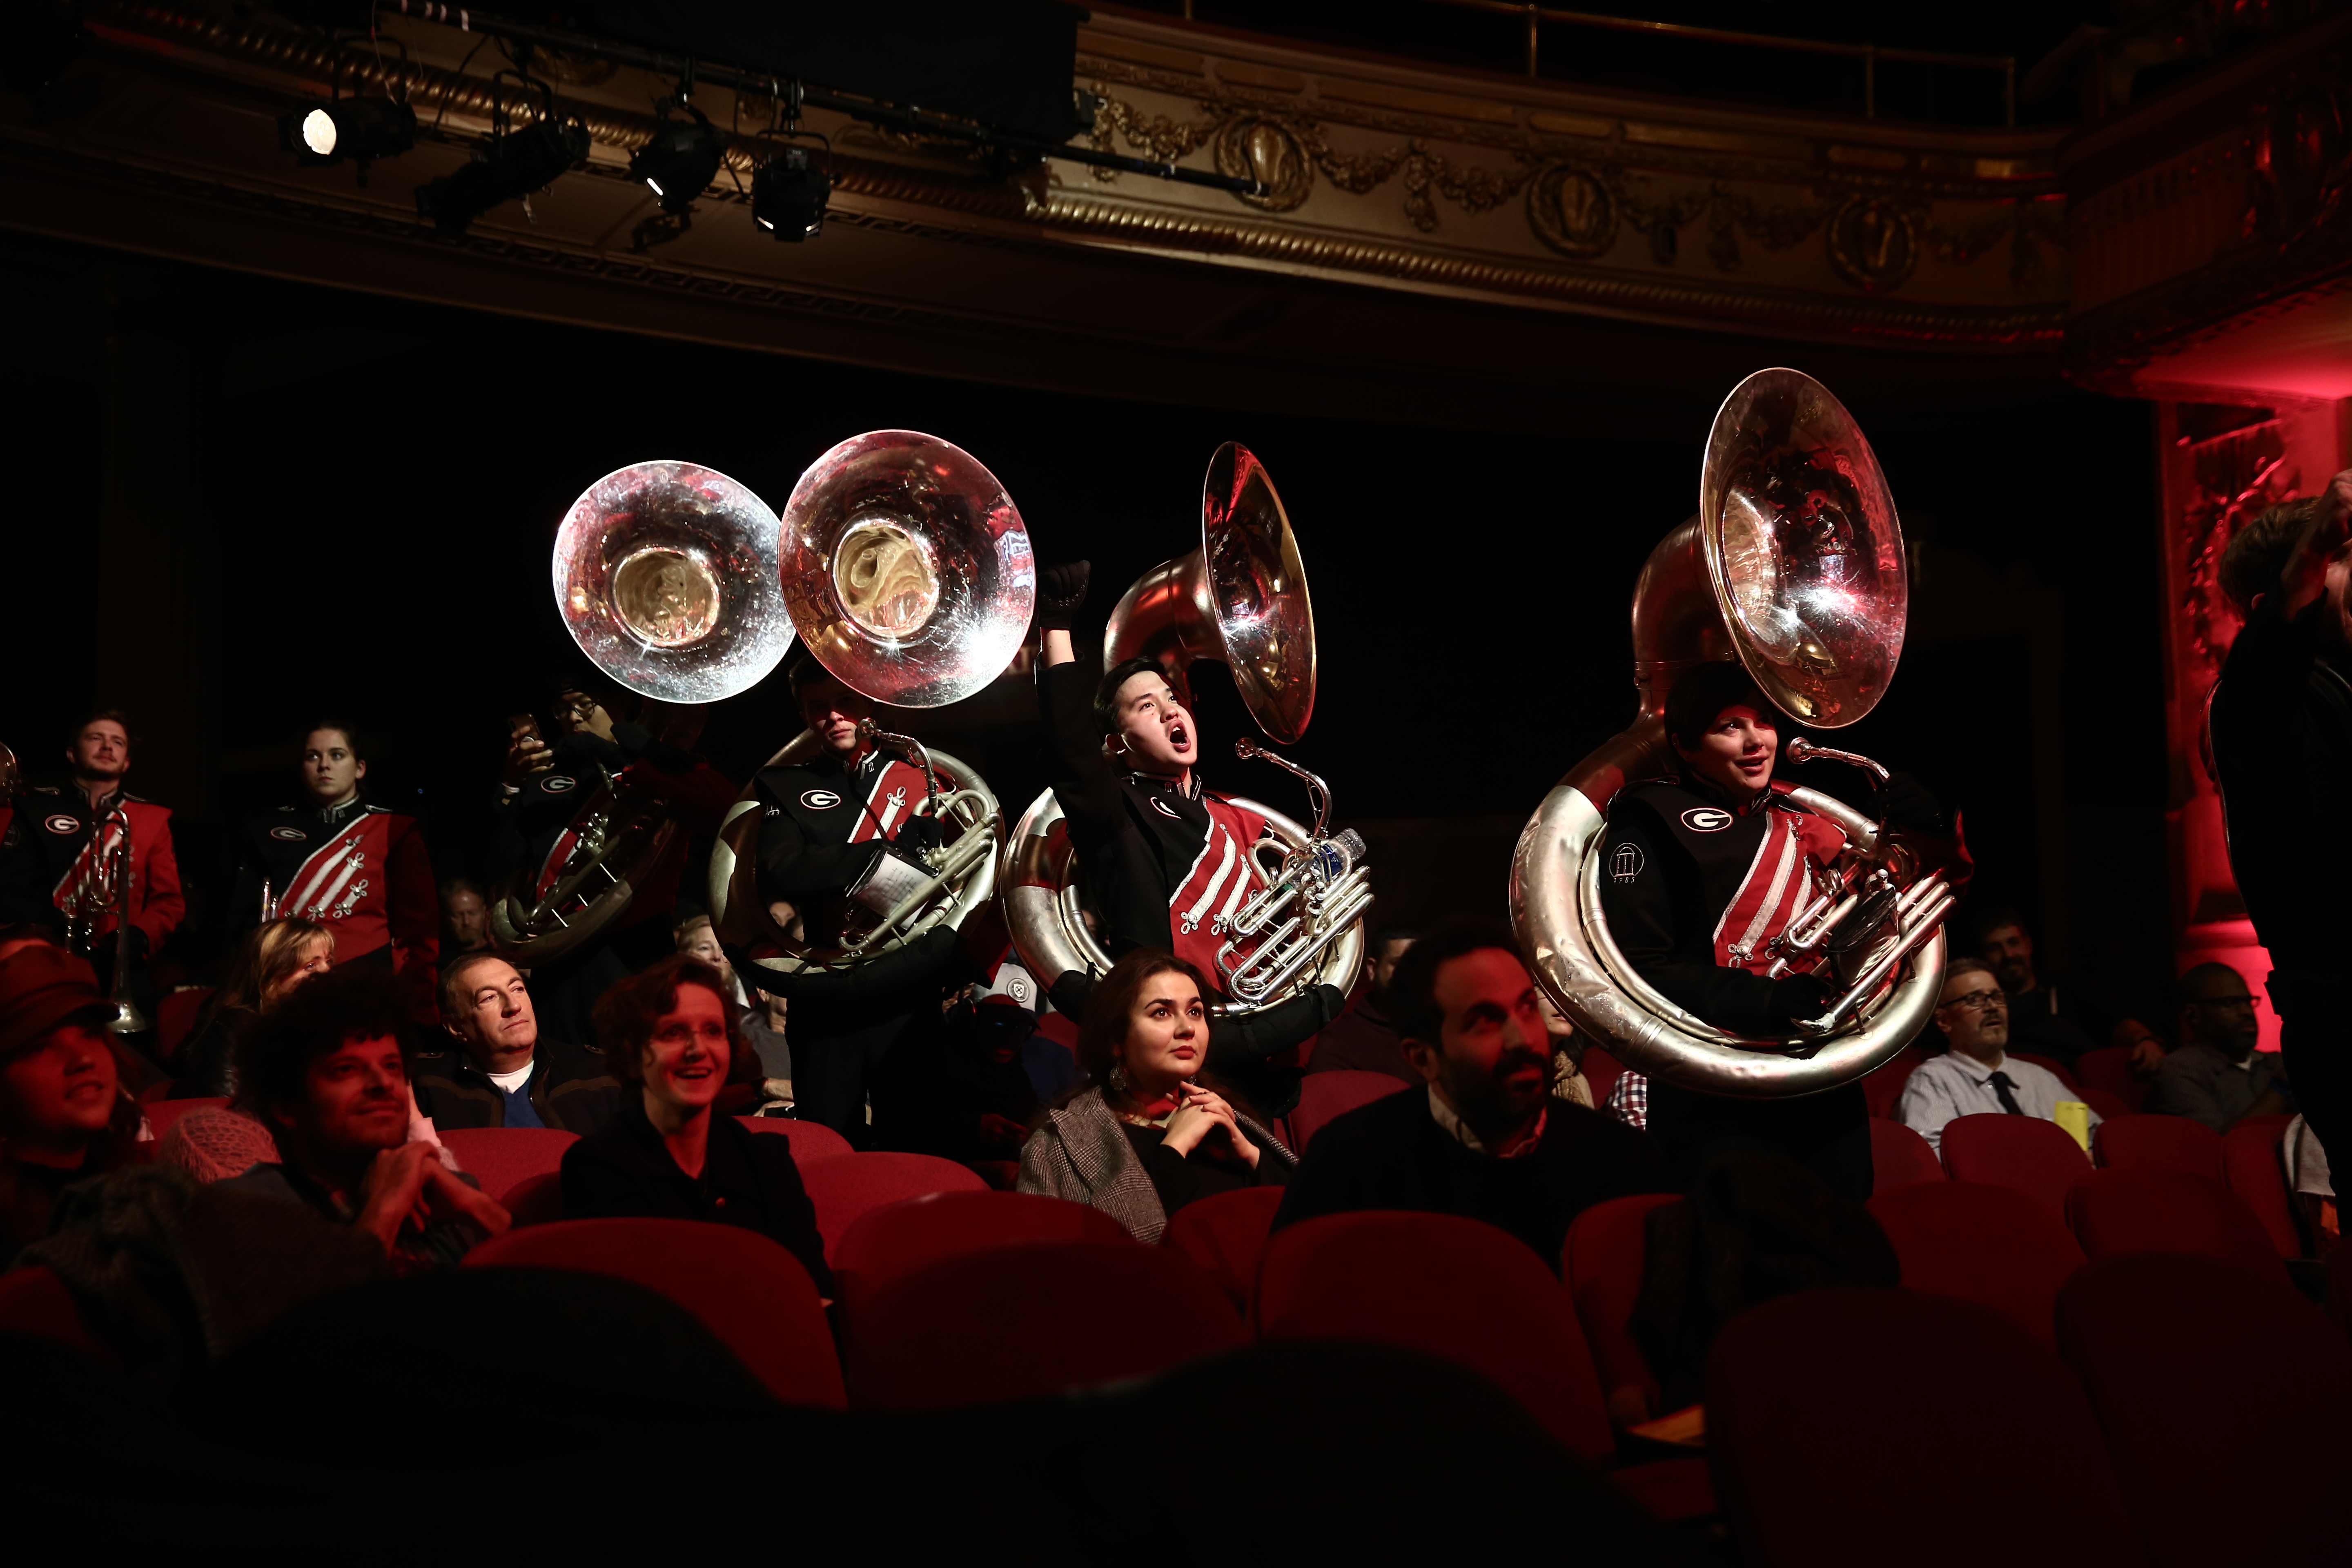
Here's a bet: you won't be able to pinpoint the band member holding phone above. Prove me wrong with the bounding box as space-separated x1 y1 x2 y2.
231 719 438 1022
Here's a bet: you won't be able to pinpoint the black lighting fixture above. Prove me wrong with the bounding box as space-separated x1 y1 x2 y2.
414 71 589 236
278 95 417 169
628 94 727 214
750 81 831 243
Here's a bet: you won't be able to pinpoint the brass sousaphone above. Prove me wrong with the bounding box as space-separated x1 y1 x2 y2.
1510 369 1954 1097
706 430 1030 975
1003 443 1370 1013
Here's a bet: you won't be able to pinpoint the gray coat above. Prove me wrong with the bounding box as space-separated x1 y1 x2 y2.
1016 1086 1296 1243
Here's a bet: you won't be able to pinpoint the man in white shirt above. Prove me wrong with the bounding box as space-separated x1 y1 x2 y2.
412 952 620 1133
1898 957 2098 1153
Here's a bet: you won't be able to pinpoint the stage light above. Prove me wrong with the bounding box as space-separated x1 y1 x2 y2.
278 97 416 169
628 102 726 214
415 116 591 235
753 147 831 241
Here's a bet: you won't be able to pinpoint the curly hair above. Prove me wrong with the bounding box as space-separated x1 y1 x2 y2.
592 955 742 1087
237 965 413 1129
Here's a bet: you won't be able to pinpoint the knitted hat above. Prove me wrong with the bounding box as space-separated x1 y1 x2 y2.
0 945 108 1057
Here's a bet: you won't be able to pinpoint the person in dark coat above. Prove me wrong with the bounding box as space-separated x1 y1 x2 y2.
1274 917 1668 1268
561 954 832 1294
411 951 621 1133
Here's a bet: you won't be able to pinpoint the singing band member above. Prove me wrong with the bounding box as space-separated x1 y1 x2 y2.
1033 561 1344 1112
747 658 966 1142
0 710 184 1025
1596 661 1967 1198
232 720 439 1022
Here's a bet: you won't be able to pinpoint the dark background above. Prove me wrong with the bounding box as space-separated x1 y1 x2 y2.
0 228 2164 1016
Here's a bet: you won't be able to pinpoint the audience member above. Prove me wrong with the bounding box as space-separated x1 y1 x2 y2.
222 967 507 1269
0 945 146 1266
176 916 334 1098
1976 909 2162 1071
741 985 791 1085
1897 957 2100 1152
675 913 751 1007
1539 992 1595 1107
562 956 833 1292
1305 923 1418 1084
1274 916 1669 1266
1018 950 1292 1238
440 877 490 958
412 952 621 1132
2152 962 2290 1133
874 980 1073 1175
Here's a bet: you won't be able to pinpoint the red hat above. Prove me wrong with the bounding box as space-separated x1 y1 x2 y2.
0 945 107 1057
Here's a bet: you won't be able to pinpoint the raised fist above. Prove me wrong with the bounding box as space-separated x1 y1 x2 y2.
1037 560 1092 632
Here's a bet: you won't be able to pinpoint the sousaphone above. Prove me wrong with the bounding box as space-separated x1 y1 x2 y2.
1004 443 1370 1013
1510 369 1954 1097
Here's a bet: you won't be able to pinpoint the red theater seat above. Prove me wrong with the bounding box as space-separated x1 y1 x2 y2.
833 1189 1132 1325
1709 1289 2140 1568
1161 1186 1286 1310
2059 1253 2352 1568
2094 1114 2222 1180
141 1096 229 1138
1868 1118 1945 1189
736 1115 855 1164
1258 1210 1612 1462
0 1266 111 1363
2010 1051 2083 1094
1578 1045 1624 1107
2221 1114 2300 1259
1562 1193 1679 1428
155 987 212 1061
501 1170 566 1227
2066 1168 2280 1269
437 1127 577 1202
1938 1112 2092 1216
1287 1070 1410 1152
800 1152 989 1263
845 1241 1241 1410
465 1218 843 1408
1867 1180 2085 1345
1860 1048 1923 1120
2074 1046 2149 1114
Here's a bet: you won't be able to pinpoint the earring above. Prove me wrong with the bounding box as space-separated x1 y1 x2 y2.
1107 1060 1130 1095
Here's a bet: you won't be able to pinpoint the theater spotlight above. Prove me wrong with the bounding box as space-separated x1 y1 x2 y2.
752 145 831 241
415 114 591 235
278 96 417 169
628 101 726 214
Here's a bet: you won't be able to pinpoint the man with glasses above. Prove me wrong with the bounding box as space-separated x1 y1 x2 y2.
1897 957 2097 1153
2153 962 2290 1134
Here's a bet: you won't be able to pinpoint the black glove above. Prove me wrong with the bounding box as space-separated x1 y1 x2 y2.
892 815 945 859
1768 971 1834 1028
1872 773 1947 835
1037 560 1091 632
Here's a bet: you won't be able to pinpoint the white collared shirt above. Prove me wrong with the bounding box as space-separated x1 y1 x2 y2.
1895 1050 2097 1153
1427 1087 1548 1158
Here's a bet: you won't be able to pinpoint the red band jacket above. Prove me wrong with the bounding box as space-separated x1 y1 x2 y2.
0 784 184 952
234 798 438 1013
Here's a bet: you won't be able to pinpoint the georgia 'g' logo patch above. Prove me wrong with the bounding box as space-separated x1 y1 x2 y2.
800 789 843 811
1149 797 1182 820
270 826 307 842
42 814 79 835
1609 843 1644 882
541 775 578 794
1681 807 1734 833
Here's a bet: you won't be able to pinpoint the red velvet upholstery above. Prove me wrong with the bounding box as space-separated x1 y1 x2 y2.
735 1115 855 1164
2220 1114 2301 1259
464 1217 844 1408
2010 1051 2083 1094
2059 1253 2352 1568
1259 1210 1613 1461
1578 1045 1624 1108
800 1152 989 1263
1161 1186 1286 1310
834 1190 1133 1326
437 1127 578 1202
501 1170 566 1227
1287 1070 1410 1152
844 1240 1242 1410
154 986 212 1061
0 1266 111 1363
1860 1048 1923 1120
1709 1289 2141 1568
2080 1087 2132 1123
2094 1113 2223 1180
2074 1046 2149 1114
1032 1009 1079 1060
1868 1118 1946 1189
1562 1192 1680 1424
1938 1112 2093 1216
140 1096 228 1137
1867 1180 2085 1344
2066 1168 2281 1268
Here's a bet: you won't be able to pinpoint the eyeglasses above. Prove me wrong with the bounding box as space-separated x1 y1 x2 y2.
1940 988 2005 1014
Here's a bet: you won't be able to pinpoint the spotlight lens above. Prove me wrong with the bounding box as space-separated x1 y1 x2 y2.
302 109 337 157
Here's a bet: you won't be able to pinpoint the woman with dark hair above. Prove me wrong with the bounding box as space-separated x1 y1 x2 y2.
561 955 832 1293
176 916 335 1098
0 946 147 1265
1017 948 1294 1242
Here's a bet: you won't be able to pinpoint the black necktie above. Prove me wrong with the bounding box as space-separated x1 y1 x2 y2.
1987 1070 2026 1116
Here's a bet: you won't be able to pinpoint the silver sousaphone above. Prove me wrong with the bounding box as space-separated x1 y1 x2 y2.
1509 369 1954 1098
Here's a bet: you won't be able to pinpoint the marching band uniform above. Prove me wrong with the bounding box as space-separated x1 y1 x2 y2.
233 797 438 1020
1597 771 1968 1199
0 782 184 975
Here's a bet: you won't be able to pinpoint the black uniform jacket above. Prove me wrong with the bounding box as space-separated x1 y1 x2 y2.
560 1093 834 1294
2209 596 2352 972
751 746 908 906
411 1039 624 1134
